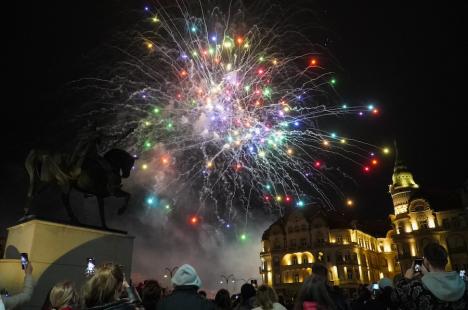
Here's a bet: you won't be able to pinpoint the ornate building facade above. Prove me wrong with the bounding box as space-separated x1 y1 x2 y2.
260 149 468 298
260 208 398 298
388 153 468 272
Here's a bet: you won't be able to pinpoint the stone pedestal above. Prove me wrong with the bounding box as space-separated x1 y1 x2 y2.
0 219 134 309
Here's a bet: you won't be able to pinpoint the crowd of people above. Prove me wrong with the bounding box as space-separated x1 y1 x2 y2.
1 242 467 309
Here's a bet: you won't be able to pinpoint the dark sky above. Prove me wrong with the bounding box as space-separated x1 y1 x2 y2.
3 0 467 231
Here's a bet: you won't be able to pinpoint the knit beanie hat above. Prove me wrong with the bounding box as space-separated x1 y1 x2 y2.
378 277 394 289
171 264 202 288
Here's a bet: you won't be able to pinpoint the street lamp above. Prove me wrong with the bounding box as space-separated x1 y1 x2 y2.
164 266 178 279
220 274 235 288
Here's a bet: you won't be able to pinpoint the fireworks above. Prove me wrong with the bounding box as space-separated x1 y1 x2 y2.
79 1 390 226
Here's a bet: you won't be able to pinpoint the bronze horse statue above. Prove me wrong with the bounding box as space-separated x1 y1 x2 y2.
24 148 137 228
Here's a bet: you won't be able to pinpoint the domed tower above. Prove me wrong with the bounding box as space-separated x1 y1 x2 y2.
388 142 419 215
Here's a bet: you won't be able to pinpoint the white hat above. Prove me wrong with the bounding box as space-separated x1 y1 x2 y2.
171 264 202 288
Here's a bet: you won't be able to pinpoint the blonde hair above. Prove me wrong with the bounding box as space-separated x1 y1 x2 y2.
81 263 124 308
256 285 276 310
49 281 77 310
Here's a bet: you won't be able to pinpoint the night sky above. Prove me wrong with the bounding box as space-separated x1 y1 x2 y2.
3 0 467 231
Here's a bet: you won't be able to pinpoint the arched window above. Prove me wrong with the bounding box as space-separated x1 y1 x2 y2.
398 223 405 234
302 255 309 264
291 255 298 265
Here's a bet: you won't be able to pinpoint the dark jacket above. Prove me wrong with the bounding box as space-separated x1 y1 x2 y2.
86 299 137 310
157 286 215 310
391 272 468 309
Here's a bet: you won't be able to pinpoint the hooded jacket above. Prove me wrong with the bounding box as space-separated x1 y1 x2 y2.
157 286 215 310
392 271 468 309
158 264 214 310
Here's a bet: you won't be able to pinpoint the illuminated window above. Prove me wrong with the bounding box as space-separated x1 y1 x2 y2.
345 253 351 262
275 274 281 284
294 274 300 283
398 223 405 234
336 252 343 263
292 255 298 265
303 255 309 264
336 236 343 244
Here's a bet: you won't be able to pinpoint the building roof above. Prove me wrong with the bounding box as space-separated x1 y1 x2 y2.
261 206 391 240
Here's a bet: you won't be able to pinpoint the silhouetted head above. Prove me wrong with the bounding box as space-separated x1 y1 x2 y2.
423 242 448 271
215 289 231 309
240 283 256 303
294 275 336 310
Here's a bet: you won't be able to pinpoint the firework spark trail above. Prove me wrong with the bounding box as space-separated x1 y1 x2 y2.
75 0 388 227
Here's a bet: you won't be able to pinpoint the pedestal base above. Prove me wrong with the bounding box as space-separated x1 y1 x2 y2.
0 219 134 309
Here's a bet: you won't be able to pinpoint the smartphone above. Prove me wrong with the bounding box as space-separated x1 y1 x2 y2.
460 270 466 279
85 258 96 276
372 283 379 290
20 253 29 270
414 258 423 272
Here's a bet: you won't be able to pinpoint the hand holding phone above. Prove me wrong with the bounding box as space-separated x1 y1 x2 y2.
414 258 423 273
20 253 29 270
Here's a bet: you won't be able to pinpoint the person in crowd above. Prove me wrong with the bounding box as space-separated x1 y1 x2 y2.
252 285 286 310
141 280 161 310
214 289 232 310
294 275 336 310
235 283 256 310
0 262 34 310
391 242 468 309
312 264 349 310
157 264 214 310
49 281 78 310
350 285 371 310
81 263 139 309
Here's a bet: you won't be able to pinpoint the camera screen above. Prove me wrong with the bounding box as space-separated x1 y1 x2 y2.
372 283 379 290
85 258 96 276
414 258 423 272
20 253 28 270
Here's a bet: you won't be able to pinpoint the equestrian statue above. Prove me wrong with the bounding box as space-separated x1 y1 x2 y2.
24 122 137 229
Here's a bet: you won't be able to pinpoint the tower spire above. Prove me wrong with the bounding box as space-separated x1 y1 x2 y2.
389 140 419 215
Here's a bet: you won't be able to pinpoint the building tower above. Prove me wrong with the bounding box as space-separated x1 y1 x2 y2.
388 142 419 215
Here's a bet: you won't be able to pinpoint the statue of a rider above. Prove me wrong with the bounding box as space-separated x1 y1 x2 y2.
68 121 120 194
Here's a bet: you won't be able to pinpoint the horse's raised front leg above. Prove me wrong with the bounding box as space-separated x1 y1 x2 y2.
97 196 108 229
114 188 130 215
61 188 80 225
